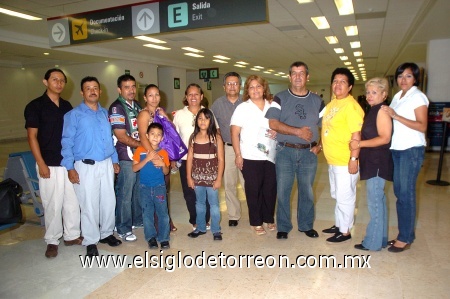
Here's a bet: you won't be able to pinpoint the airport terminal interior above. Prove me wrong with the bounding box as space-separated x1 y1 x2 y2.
1 0 450 298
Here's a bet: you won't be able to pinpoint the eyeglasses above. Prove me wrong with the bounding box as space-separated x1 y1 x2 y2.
225 82 239 86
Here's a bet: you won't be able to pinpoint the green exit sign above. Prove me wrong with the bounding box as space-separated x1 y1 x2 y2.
199 68 219 79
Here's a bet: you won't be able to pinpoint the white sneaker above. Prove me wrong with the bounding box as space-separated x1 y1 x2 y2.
118 232 137 242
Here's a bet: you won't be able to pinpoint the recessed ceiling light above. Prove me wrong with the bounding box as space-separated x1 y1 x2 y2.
339 56 348 61
297 0 313 3
267 69 275 72
334 0 354 15
104 60 108 63
358 63 365 67
182 47 203 53
311 16 330 29
250 68 260 71
356 58 363 62
282 75 289 78
236 61 249 65
274 74 281 76
55 65 59 67
344 25 358 36
344 62 352 66
325 36 339 44
253 66 264 69
184 53 204 57
213 55 230 60
263 71 271 74
353 51 363 57
0 8 42 20
43 52 49 55
143 44 171 50
350 41 360 48
334 48 344 54
213 59 228 63
234 64 246 68
278 72 285 75
21 67 25 70
348 66 354 69
135 36 166 44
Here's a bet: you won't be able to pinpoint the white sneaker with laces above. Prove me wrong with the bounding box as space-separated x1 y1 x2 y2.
118 232 137 242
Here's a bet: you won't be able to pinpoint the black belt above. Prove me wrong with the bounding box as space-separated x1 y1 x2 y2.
224 143 233 146
279 142 317 149
82 159 95 165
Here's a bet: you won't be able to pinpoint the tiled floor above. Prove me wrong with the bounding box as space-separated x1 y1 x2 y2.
1 140 449 298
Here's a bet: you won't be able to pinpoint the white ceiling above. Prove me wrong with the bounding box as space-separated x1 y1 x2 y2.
0 0 449 84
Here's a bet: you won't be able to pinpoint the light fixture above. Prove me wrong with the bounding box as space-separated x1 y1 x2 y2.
104 60 108 63
358 63 365 67
143 44 171 50
0 7 42 20
43 52 50 56
213 55 230 60
297 0 314 3
350 41 360 48
311 16 330 29
263 71 271 74
334 48 344 54
236 61 249 65
356 58 363 62
334 0 354 15
325 36 339 44
353 51 363 57
250 68 260 71
282 75 289 78
348 66 354 69
181 47 203 53
339 56 348 61
344 62 352 66
135 36 166 44
234 64 246 68
267 69 275 72
344 25 358 36
184 53 204 57
253 66 264 69
213 59 228 63
278 72 285 75
274 74 281 76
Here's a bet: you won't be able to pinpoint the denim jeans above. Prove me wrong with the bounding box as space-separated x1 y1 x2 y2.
362 176 388 250
140 184 170 242
115 160 142 235
194 186 221 234
275 145 317 233
391 146 425 244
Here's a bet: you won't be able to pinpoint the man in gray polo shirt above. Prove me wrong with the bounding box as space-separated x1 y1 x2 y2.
211 72 245 227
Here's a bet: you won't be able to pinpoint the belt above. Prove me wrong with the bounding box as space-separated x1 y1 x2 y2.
224 142 233 146
279 142 317 149
82 159 95 165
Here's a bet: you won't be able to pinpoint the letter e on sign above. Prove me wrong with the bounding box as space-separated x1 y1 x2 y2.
168 3 188 28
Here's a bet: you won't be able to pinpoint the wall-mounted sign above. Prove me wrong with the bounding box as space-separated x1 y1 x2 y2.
199 68 219 80
47 0 267 47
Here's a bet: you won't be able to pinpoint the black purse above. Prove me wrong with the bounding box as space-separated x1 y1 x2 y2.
0 178 23 224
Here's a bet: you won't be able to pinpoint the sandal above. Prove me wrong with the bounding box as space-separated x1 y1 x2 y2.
266 223 276 231
253 226 266 235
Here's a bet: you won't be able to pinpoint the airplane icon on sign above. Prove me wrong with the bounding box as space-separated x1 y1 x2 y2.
75 21 85 35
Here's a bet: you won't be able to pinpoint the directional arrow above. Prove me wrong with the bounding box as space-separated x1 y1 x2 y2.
136 8 155 31
51 23 65 43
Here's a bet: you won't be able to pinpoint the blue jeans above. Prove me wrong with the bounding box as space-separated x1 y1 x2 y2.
276 145 317 233
391 146 425 244
194 186 221 234
140 184 170 242
115 160 142 235
362 176 388 250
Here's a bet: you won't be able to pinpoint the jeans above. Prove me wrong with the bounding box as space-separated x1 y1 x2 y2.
194 186 221 234
179 160 210 225
140 184 170 242
276 145 317 233
241 159 276 226
362 176 388 250
391 146 425 244
115 160 141 235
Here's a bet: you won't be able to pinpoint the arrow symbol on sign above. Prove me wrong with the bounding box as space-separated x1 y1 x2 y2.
139 12 152 27
136 8 155 31
53 25 64 40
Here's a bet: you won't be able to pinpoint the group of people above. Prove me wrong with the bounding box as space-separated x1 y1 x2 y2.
24 60 428 258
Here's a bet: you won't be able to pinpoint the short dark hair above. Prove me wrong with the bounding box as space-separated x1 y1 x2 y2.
80 76 100 91
147 122 163 134
144 84 159 94
183 83 203 106
289 61 309 76
331 67 355 87
117 74 136 88
222 72 241 85
44 68 67 82
395 62 420 87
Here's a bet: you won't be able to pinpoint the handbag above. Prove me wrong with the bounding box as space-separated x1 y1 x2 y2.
0 178 23 224
153 111 188 161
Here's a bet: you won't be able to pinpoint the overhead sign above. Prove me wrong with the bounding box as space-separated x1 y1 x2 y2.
47 0 267 47
199 68 219 79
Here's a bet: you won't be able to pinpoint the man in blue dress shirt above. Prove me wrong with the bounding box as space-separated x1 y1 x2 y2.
61 76 121 257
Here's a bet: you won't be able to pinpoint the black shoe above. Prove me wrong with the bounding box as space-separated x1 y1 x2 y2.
276 232 288 239
299 229 319 238
187 230 206 238
148 237 158 249
387 239 396 246
99 235 122 247
229 220 238 227
354 243 369 251
322 225 339 234
326 232 351 244
160 241 170 249
388 243 410 253
86 244 99 257
213 232 223 240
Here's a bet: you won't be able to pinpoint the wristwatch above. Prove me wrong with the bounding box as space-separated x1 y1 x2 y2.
350 157 359 161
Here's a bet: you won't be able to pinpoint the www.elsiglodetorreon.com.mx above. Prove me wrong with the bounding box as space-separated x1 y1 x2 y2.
79 251 371 272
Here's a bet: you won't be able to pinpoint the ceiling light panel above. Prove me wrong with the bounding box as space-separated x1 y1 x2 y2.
344 26 358 36
0 8 41 20
325 36 339 44
311 16 330 29
143 44 171 50
184 53 204 57
350 41 360 48
334 48 344 54
334 0 354 15
181 47 203 53
213 55 230 60
135 36 166 43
